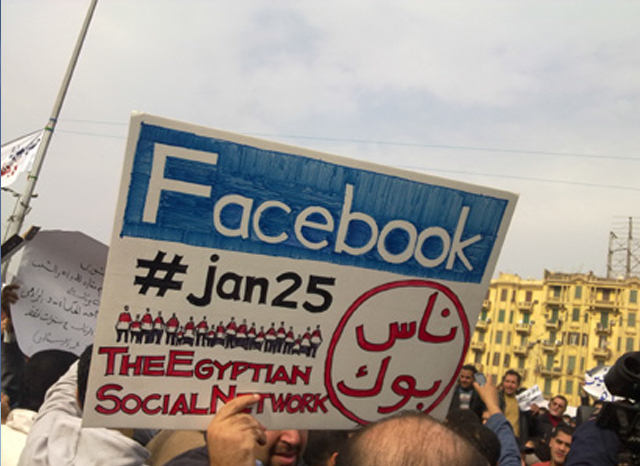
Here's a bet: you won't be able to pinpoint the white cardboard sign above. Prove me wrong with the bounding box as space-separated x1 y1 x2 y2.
84 113 517 430
12 230 107 356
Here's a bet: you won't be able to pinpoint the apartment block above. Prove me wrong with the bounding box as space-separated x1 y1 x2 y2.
465 270 640 406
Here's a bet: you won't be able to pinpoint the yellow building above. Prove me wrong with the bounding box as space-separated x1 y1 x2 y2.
465 270 640 406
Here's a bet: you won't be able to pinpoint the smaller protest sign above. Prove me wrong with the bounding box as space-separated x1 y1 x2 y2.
11 230 107 356
583 365 622 402
516 384 545 411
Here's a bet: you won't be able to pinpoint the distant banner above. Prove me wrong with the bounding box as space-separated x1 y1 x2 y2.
516 384 545 411
11 230 108 356
1 130 43 187
85 113 517 430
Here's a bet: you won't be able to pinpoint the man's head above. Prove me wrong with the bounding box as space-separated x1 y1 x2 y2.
336 411 489 466
548 395 568 418
254 429 308 466
548 425 573 465
458 364 477 389
501 370 521 396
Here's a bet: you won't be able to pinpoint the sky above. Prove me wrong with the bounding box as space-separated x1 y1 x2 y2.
2 0 639 280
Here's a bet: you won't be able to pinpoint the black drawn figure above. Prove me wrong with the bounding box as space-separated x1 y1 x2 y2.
225 317 237 348
265 323 277 353
284 326 295 355
196 316 208 347
183 316 195 346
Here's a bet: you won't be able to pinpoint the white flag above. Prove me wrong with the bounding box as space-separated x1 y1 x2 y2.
1 130 43 187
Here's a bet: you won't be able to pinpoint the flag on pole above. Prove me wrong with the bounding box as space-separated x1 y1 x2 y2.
1 130 43 187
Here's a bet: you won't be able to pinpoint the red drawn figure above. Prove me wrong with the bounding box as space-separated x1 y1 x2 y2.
183 316 195 347
275 321 286 353
225 317 237 348
301 327 312 357
214 321 226 347
141 308 154 343
264 323 277 353
310 324 323 358
246 322 257 350
115 305 132 343
207 324 216 347
195 317 208 347
254 326 265 351
325 280 470 425
153 311 165 345
165 313 180 346
130 314 143 344
283 326 295 355
236 319 248 349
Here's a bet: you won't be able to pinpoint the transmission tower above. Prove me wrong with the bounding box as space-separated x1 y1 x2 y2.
607 216 640 279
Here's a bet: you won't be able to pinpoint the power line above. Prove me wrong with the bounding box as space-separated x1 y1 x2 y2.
59 118 640 162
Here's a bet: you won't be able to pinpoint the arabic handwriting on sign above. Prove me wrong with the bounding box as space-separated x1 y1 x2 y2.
337 356 391 397
378 376 442 414
355 292 457 352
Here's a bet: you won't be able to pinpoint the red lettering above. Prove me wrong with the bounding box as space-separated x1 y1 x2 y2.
143 356 166 376
230 362 249 380
190 393 208 415
95 383 123 414
167 350 194 377
98 347 128 375
119 354 143 376
122 394 142 414
291 365 312 385
210 385 237 414
170 394 189 415
142 394 162 414
195 359 214 379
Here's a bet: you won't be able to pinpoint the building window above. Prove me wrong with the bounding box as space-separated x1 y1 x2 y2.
495 331 503 344
602 289 612 301
584 313 588 323
498 310 505 323
509 310 514 324
506 332 512 345
478 332 485 343
566 380 574 395
568 356 576 373
629 312 637 327
474 352 482 364
572 308 580 322
493 352 501 366
568 333 579 345
549 331 557 343
575 286 582 299
544 378 552 395
491 374 498 385
503 354 511 368
525 291 533 302
500 289 508 302
522 313 531 324
627 338 635 352
617 337 621 352
631 290 638 304
582 334 589 347
518 357 525 369
550 308 559 323
480 310 488 321
552 286 561 298
580 357 585 371
546 354 554 370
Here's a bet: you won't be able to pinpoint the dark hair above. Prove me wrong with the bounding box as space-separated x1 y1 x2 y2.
445 408 482 427
336 411 490 466
303 430 350 466
22 350 78 411
552 395 568 408
502 369 521 385
461 364 477 375
77 345 93 409
550 424 574 439
447 419 501 466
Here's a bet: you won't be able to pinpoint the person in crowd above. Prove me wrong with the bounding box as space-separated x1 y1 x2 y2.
335 410 490 466
532 425 573 466
303 430 350 466
164 395 307 466
532 395 568 441
445 409 501 466
447 364 486 419
499 369 531 449
17 345 150 465
1 283 25 408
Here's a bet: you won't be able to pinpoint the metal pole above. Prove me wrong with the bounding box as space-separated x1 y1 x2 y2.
2 0 98 280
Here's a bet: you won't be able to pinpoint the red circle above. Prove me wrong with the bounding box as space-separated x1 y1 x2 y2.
324 280 470 425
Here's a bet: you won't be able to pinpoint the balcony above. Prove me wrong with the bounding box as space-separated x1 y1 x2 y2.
515 323 532 334
545 319 561 330
595 323 612 335
593 347 612 360
475 320 489 332
540 366 563 377
517 301 535 312
513 345 529 356
587 299 621 312
541 341 559 353
482 300 491 310
470 341 486 352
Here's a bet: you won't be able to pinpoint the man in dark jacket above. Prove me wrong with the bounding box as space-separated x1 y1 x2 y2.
447 364 486 420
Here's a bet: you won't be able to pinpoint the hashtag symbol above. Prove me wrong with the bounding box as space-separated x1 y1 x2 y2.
134 251 188 296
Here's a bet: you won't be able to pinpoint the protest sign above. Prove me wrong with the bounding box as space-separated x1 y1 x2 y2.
84 113 517 430
11 230 107 356
516 384 545 411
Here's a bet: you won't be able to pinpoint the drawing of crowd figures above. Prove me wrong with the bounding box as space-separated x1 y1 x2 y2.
115 305 323 358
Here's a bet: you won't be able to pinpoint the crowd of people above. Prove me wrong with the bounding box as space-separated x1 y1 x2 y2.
1 283 626 466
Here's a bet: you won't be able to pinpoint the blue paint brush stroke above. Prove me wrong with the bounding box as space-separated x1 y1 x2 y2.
121 123 508 283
